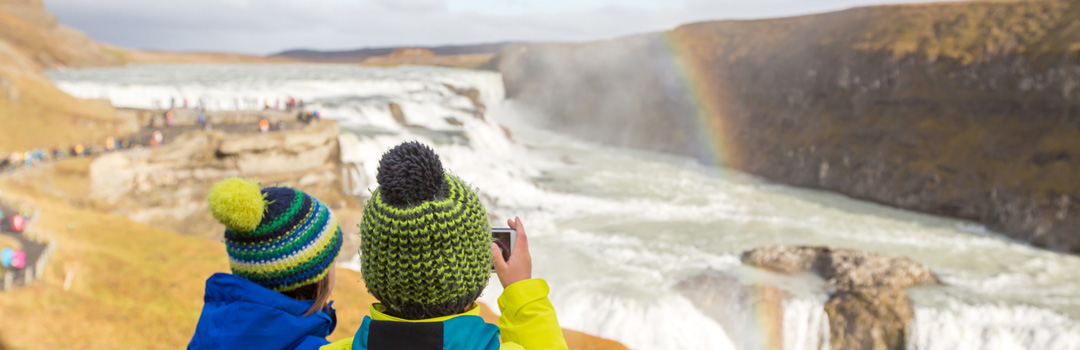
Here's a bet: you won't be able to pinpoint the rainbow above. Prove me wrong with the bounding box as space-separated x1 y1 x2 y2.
662 29 744 171
664 31 795 350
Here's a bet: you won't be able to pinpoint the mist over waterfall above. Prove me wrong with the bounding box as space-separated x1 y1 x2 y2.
48 64 1080 350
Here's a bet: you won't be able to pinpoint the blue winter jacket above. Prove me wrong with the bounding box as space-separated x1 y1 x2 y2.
188 273 337 350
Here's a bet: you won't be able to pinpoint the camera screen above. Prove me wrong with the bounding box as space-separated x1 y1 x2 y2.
492 228 514 262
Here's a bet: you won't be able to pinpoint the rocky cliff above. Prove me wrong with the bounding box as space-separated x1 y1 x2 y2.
493 0 1080 253
88 122 344 237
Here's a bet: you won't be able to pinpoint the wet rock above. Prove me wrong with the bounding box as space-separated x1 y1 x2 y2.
743 246 940 290
825 289 912 350
442 83 486 111
744 245 938 350
742 245 822 275
388 102 407 125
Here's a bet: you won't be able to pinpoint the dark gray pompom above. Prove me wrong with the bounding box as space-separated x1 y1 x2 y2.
376 141 446 206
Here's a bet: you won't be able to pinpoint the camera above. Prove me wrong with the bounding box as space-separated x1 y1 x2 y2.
491 228 515 271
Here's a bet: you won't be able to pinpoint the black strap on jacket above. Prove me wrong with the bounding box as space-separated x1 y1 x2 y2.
367 320 443 350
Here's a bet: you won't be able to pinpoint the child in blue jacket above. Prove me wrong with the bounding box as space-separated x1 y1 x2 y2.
189 178 344 350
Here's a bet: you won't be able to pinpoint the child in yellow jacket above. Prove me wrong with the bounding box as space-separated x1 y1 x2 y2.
323 141 568 350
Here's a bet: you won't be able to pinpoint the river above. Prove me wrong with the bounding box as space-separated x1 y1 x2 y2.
47 64 1080 350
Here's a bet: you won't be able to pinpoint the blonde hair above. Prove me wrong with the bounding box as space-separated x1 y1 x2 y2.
282 276 334 316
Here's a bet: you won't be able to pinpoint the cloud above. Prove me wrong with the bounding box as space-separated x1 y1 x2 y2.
375 0 447 12
42 0 943 55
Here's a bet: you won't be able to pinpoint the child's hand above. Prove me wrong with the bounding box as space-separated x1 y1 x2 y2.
491 216 532 288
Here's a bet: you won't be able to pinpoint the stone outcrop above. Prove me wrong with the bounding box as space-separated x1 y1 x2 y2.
824 288 912 350
493 0 1080 253
742 245 939 350
743 246 940 290
88 122 342 236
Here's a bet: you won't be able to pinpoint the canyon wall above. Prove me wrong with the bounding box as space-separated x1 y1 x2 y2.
493 0 1080 253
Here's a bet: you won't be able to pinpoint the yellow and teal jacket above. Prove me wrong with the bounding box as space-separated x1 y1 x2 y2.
322 279 568 350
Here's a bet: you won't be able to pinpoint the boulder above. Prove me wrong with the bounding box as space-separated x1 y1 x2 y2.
824 289 913 350
744 246 940 290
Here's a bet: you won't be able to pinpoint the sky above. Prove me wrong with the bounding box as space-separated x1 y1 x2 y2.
44 0 950 55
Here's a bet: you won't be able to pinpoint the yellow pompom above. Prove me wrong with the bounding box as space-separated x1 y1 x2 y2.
208 178 266 232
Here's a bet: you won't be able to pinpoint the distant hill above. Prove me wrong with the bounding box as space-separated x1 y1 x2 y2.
272 42 521 63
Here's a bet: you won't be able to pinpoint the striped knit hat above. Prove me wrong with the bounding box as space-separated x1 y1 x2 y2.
360 141 491 320
208 178 343 292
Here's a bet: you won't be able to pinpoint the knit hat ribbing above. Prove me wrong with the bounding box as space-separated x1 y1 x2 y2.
209 178 343 292
360 141 491 320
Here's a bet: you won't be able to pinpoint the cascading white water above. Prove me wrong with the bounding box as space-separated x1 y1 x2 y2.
908 296 1080 350
47 64 1080 350
784 297 831 350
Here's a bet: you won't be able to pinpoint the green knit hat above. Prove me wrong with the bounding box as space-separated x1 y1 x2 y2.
208 178 344 292
359 141 491 319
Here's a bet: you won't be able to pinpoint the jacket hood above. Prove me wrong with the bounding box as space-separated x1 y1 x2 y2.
188 273 337 350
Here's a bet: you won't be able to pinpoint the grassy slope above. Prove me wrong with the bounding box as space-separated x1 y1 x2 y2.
0 10 135 154
0 62 132 155
846 0 1080 63
0 162 626 349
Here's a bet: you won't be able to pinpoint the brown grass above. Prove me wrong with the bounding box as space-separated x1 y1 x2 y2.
0 178 227 349
850 0 1077 64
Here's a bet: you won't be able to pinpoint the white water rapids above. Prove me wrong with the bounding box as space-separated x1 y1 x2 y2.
47 64 1080 350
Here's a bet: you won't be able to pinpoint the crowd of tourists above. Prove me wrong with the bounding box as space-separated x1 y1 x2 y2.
0 133 162 173
151 96 307 112
0 103 321 173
